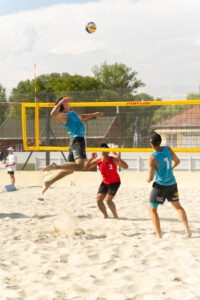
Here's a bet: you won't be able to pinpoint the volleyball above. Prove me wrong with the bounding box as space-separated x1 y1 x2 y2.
85 22 96 34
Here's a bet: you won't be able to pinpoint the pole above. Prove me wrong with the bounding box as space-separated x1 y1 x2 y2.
45 90 50 166
34 64 37 103
117 89 122 171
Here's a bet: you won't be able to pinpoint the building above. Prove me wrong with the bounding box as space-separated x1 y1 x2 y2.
152 105 200 148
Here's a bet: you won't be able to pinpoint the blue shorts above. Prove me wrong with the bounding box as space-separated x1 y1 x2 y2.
149 202 159 208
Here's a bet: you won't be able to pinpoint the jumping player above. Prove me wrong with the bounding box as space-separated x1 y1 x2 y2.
42 97 103 194
84 143 128 218
146 132 191 238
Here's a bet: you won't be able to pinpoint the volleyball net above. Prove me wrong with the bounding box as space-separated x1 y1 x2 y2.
19 99 200 152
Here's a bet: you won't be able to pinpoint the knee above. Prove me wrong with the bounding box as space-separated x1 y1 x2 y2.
105 197 113 205
96 195 104 203
177 205 184 212
149 206 157 214
173 202 183 211
75 161 85 170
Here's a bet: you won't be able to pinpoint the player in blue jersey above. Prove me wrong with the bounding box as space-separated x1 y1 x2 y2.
146 132 191 238
42 97 103 194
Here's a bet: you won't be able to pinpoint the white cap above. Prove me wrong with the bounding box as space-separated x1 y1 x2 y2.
7 147 14 151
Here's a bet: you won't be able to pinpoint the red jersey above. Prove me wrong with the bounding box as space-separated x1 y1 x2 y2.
98 156 120 184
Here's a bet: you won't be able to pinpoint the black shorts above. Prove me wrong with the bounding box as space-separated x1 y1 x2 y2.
149 182 179 205
98 181 121 197
8 171 14 175
68 137 86 162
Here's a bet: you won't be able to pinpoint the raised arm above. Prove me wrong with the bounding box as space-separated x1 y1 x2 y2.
51 98 70 124
112 152 128 169
78 112 103 121
167 146 180 170
146 155 157 182
84 152 99 170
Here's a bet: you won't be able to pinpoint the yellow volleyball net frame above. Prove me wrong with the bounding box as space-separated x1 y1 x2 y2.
22 100 200 153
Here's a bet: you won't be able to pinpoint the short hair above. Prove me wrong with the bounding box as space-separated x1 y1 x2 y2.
100 143 109 148
150 132 162 146
55 97 64 112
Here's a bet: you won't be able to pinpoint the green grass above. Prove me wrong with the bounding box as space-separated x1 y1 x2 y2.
17 163 35 171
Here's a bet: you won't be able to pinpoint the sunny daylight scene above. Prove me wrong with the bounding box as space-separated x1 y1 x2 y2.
0 0 200 299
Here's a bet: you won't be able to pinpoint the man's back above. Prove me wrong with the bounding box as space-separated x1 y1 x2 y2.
152 146 176 186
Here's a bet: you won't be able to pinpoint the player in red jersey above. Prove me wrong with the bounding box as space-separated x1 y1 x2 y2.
84 143 128 218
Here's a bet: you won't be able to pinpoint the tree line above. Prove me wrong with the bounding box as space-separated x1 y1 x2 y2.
0 62 199 147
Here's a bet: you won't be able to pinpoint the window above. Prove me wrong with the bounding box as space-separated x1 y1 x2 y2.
166 134 177 148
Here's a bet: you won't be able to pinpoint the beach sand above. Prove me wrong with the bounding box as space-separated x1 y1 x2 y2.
0 171 199 300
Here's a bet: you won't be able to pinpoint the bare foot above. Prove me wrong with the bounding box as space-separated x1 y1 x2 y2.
42 163 57 171
156 234 162 238
42 181 51 195
186 231 192 238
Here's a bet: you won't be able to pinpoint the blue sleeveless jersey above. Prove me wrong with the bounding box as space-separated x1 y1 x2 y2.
152 146 176 186
61 111 85 138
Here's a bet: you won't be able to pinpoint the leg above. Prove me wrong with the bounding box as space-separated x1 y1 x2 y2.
10 174 15 185
43 158 85 172
149 205 162 238
171 201 191 238
105 194 119 219
42 169 73 195
96 193 109 218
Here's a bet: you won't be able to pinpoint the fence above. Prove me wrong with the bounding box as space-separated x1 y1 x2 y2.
33 153 200 171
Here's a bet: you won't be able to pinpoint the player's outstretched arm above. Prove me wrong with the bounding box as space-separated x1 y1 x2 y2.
84 152 99 170
78 112 103 121
112 152 128 169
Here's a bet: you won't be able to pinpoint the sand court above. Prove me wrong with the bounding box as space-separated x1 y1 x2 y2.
0 171 199 299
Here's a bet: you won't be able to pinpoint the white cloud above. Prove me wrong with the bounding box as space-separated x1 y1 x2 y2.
0 0 200 99
50 39 106 55
195 39 200 46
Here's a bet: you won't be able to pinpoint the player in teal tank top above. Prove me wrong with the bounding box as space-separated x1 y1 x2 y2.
62 111 85 138
41 97 103 195
152 145 176 186
146 132 191 238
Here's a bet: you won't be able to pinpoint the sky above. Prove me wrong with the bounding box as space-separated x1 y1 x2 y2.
0 0 200 99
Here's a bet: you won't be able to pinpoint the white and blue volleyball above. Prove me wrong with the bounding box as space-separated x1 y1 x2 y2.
85 22 96 34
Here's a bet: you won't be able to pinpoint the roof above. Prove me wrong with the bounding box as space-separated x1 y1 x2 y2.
152 105 200 129
0 116 117 139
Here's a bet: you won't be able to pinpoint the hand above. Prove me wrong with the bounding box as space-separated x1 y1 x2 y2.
112 152 119 159
5 163 8 167
61 97 71 104
91 152 97 159
94 112 103 117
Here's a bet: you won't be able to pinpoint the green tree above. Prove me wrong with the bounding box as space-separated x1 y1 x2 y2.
92 61 145 93
186 93 200 100
7 73 101 118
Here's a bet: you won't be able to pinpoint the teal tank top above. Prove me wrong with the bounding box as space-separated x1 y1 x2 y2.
61 111 85 138
152 146 176 186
